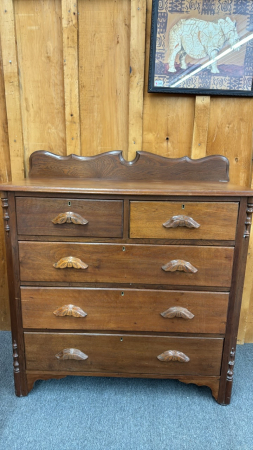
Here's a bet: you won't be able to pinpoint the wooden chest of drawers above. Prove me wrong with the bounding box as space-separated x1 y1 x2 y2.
1 150 253 404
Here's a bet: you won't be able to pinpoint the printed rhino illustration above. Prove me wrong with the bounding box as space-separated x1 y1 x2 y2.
167 17 240 74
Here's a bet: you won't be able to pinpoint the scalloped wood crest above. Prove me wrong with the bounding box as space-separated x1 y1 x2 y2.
29 151 229 182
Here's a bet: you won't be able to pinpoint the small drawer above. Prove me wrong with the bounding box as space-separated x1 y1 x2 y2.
24 332 223 376
16 197 123 237
21 287 229 334
19 242 234 288
130 201 238 240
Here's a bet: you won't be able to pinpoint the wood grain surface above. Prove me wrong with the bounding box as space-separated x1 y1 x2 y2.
18 242 234 287
130 201 238 240
142 0 195 157
191 96 210 159
62 0 81 156
27 151 230 182
24 332 223 376
16 197 123 237
0 38 11 330
13 0 66 170
78 0 130 158
21 287 229 334
0 0 24 180
128 0 146 160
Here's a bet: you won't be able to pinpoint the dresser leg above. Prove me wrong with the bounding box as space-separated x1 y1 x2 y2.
26 373 68 394
12 341 28 397
177 376 220 402
217 347 236 405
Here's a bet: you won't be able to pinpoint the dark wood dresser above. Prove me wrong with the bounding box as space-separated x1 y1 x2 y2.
1 150 252 404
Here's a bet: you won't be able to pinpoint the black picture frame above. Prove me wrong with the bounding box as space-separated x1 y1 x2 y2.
148 0 253 96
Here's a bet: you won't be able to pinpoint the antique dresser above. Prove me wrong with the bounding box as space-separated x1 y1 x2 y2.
1 150 252 404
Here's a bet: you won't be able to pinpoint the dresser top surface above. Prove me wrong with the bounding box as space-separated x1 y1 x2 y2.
1 177 253 197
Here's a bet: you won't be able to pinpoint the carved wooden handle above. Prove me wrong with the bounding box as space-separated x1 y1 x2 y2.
163 215 200 229
157 350 190 362
52 212 88 225
162 259 198 273
55 348 88 360
53 257 88 269
161 306 194 320
53 304 87 318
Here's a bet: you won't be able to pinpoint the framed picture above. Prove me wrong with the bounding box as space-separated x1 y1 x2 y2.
148 0 253 96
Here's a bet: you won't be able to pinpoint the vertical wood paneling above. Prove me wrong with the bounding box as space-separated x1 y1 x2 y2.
0 0 24 180
206 98 253 187
191 96 210 159
0 34 11 330
14 0 66 173
142 0 195 158
78 0 130 158
128 0 146 161
62 0 81 155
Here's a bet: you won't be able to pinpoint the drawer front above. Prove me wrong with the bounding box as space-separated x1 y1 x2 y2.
130 201 238 240
24 333 223 376
19 242 234 287
16 197 123 237
21 287 229 334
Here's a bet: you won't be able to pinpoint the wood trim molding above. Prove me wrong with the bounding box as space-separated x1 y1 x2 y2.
1 197 10 233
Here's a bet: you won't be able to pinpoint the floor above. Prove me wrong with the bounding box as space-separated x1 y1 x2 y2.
0 331 252 450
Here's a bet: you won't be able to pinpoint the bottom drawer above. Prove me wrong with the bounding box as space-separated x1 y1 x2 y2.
24 333 223 376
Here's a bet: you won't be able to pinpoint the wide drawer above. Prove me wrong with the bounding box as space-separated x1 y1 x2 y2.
21 287 229 334
19 242 234 287
130 201 238 240
24 333 223 376
16 197 123 237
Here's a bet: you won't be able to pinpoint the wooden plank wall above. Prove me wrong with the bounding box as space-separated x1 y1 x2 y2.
0 0 253 341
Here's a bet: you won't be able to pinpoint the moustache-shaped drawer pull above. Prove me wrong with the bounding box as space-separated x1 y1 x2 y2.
163 215 200 229
161 259 198 273
55 348 88 360
161 306 194 320
157 350 190 363
53 305 87 318
52 212 88 225
53 257 88 269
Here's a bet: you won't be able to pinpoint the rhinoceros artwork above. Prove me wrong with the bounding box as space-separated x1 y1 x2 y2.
149 0 253 95
167 17 240 74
